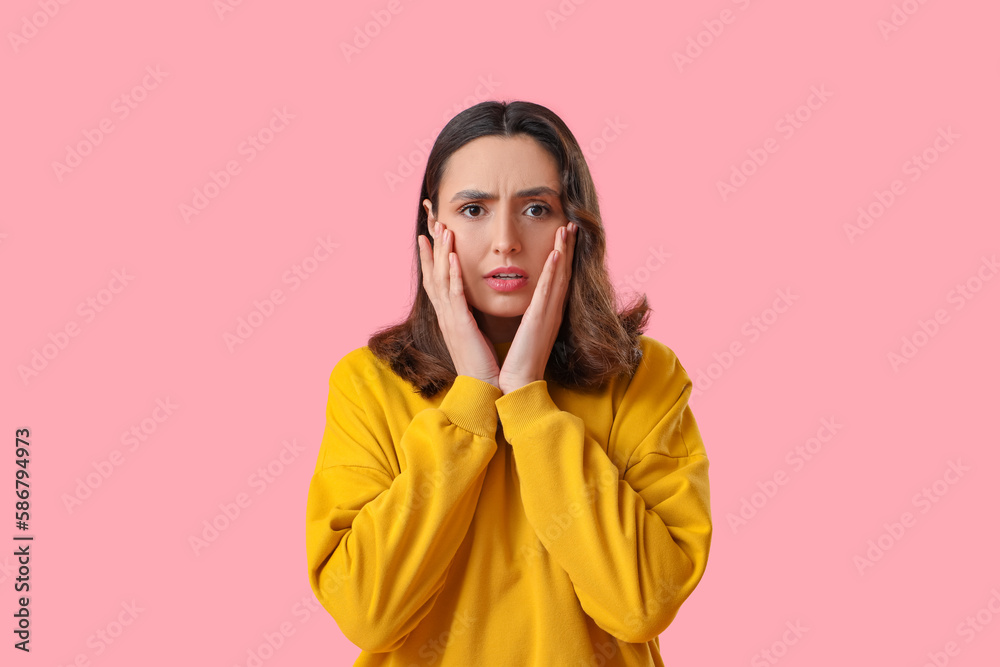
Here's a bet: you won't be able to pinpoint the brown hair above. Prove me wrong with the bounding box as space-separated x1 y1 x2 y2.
368 100 651 398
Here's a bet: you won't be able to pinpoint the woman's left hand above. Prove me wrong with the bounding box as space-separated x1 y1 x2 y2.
498 221 578 395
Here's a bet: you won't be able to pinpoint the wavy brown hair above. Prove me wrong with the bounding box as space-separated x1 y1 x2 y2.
368 100 651 398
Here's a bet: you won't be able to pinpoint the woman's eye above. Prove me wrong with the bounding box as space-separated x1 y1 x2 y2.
458 203 550 218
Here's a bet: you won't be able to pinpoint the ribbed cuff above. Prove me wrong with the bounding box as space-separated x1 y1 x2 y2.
438 375 503 439
495 380 561 444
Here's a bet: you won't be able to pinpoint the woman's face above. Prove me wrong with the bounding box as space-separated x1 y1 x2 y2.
423 134 567 344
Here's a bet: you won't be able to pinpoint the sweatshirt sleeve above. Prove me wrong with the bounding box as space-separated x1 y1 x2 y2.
494 342 712 644
305 358 502 653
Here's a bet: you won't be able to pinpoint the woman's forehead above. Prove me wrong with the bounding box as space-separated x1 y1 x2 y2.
441 136 559 196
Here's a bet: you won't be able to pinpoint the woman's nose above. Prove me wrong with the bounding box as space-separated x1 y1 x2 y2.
492 207 521 254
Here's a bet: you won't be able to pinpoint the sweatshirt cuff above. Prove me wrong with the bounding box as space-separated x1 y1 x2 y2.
438 375 503 439
495 380 562 444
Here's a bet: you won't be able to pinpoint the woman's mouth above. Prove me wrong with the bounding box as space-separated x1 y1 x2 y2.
485 274 528 291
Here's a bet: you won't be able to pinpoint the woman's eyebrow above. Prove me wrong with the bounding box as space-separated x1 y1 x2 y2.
449 186 560 203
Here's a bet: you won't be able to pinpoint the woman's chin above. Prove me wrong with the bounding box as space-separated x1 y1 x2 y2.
471 300 527 320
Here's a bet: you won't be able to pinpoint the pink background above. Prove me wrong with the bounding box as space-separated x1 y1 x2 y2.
3 1 999 665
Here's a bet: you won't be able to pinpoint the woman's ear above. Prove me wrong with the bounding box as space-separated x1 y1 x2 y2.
422 198 435 225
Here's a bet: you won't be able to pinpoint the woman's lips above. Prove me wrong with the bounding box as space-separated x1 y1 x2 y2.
484 275 528 292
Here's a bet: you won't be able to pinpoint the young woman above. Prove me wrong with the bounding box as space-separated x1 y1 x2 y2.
305 101 712 666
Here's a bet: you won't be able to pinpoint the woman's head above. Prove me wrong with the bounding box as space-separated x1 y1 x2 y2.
421 133 567 344
370 100 650 397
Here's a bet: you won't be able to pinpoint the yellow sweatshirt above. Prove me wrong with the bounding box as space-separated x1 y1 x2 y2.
305 334 712 666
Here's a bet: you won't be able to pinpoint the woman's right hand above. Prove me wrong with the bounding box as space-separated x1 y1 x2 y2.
418 220 501 390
